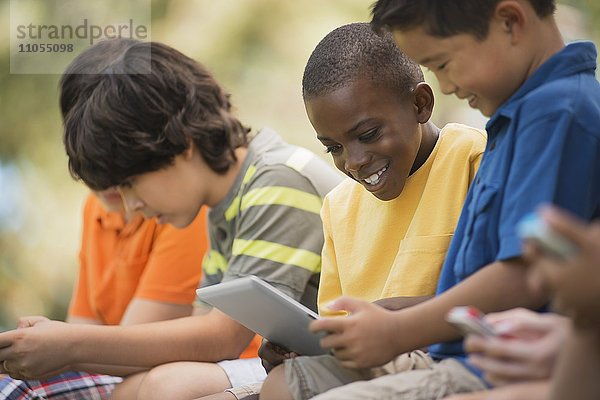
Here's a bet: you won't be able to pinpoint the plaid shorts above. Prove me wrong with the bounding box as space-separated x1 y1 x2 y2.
0 372 122 400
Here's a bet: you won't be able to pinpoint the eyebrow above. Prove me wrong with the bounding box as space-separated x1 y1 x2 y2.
418 53 445 65
316 118 376 142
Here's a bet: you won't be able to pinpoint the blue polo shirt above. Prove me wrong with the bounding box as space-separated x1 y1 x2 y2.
429 41 600 368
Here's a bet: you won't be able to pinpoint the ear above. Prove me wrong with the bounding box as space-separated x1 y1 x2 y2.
495 1 526 44
412 82 434 124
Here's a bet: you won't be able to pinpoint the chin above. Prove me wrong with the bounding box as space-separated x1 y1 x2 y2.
373 190 398 202
170 216 194 229
479 104 498 118
375 182 404 202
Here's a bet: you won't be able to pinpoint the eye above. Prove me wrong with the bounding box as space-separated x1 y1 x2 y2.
120 179 134 189
358 128 381 143
325 144 342 154
436 61 449 71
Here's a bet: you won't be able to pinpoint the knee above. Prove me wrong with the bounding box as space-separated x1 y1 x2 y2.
260 364 292 400
136 366 173 400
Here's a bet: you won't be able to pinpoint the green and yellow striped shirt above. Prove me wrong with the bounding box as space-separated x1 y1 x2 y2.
197 127 342 311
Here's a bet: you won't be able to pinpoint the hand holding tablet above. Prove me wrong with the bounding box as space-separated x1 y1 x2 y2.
196 275 327 356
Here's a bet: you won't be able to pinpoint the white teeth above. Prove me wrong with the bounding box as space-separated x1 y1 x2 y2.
364 166 387 185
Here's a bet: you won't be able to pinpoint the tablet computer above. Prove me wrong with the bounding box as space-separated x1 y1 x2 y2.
195 275 327 356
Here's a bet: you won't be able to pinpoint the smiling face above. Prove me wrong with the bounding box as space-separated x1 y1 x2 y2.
393 24 525 117
305 78 425 201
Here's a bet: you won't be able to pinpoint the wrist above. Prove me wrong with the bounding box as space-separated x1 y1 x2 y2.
388 309 410 356
67 323 106 364
65 324 87 364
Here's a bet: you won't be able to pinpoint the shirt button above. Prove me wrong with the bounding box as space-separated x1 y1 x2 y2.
489 142 496 151
476 177 481 184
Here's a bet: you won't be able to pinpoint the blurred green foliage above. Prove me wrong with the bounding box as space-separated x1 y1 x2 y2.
0 0 598 331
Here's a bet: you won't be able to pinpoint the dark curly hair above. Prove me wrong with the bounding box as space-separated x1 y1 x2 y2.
371 0 556 39
61 39 249 190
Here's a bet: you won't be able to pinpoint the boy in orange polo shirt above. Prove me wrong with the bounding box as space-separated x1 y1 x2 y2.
0 188 210 399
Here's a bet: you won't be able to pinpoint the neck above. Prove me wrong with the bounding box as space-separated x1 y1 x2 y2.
411 121 440 174
524 17 565 80
123 210 137 223
206 147 248 207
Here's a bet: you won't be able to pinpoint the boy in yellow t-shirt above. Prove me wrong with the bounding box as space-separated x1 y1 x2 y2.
257 23 486 400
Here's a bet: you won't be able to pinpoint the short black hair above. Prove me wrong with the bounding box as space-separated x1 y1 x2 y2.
302 22 424 100
371 0 556 39
61 40 249 191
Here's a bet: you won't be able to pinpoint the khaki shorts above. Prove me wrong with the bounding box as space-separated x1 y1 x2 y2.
226 382 263 400
285 350 486 400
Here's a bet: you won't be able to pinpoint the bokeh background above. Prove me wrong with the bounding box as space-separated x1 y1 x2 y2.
0 0 599 330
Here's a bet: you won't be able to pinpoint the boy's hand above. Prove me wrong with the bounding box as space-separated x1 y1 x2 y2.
526 205 600 329
464 308 569 386
258 339 297 373
309 296 399 369
17 315 50 329
0 320 76 380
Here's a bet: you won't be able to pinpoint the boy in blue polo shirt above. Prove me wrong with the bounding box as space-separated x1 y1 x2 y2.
278 1 600 399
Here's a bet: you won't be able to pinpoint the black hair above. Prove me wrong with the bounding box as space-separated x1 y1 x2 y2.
371 0 556 39
61 39 249 191
302 22 424 100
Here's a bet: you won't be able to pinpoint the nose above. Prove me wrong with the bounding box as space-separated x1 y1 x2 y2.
344 146 370 174
118 188 144 213
437 75 457 95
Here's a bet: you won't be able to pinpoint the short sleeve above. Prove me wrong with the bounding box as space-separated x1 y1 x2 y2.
223 166 324 301
316 196 343 315
497 111 600 260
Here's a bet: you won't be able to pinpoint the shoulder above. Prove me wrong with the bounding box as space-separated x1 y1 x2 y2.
520 75 600 135
247 128 342 197
82 192 104 220
322 178 368 214
438 123 487 160
325 178 362 202
243 161 321 194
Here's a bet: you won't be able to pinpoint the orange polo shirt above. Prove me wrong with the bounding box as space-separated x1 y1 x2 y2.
68 194 261 359
68 194 208 325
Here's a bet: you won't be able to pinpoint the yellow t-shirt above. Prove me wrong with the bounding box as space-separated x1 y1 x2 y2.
318 123 486 315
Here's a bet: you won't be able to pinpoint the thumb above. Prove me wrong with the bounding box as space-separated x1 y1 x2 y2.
17 315 49 329
540 204 587 244
326 296 369 314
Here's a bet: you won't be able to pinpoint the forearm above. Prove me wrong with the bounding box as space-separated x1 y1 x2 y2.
70 363 147 377
550 327 600 400
389 258 551 355
68 312 255 368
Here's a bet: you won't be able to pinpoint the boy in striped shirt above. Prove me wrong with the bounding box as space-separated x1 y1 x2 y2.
0 39 341 400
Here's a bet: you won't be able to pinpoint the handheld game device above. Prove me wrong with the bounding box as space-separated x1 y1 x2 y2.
517 212 577 259
446 306 497 337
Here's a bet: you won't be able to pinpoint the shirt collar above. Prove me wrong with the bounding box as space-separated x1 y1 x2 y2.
98 209 145 236
486 41 597 132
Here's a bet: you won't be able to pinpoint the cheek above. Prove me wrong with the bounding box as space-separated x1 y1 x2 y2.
332 157 347 174
389 134 419 167
463 61 504 95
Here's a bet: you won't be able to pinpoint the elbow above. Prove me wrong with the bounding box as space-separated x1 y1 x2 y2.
220 328 255 360
191 326 254 362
